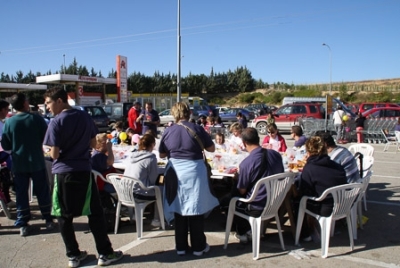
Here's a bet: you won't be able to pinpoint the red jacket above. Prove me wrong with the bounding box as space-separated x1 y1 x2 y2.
127 107 142 134
262 134 287 152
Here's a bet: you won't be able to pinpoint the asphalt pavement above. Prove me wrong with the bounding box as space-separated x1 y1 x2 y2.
1 136 400 268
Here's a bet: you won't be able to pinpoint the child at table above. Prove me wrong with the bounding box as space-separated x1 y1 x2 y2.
123 134 161 227
91 133 117 193
214 132 227 152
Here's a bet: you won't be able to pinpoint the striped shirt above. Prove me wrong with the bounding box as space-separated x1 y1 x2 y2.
329 146 360 183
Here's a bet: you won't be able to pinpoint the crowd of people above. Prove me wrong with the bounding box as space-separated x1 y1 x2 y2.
0 93 377 267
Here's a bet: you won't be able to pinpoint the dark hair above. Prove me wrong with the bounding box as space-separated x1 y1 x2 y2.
237 112 243 117
138 134 155 151
318 132 336 147
241 127 259 145
0 99 9 110
44 87 68 103
291 125 303 136
10 93 26 111
215 132 225 143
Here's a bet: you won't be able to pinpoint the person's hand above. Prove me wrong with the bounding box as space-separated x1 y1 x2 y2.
262 143 272 149
106 139 113 151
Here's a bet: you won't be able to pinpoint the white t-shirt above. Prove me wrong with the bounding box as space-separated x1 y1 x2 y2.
333 110 345 125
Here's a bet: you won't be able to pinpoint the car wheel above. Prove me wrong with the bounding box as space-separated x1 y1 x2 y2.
256 121 268 135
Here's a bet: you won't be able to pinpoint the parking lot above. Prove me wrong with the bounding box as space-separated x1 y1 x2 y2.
1 137 400 267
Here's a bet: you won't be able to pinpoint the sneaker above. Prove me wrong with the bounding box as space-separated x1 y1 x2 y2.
235 230 252 244
302 236 312 242
7 201 16 209
98 251 123 266
176 249 186 256
193 243 210 256
68 251 88 268
20 225 30 237
151 219 161 228
46 221 55 231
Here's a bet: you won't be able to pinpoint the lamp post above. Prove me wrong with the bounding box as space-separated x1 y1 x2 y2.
322 43 332 94
63 54 66 90
176 0 181 102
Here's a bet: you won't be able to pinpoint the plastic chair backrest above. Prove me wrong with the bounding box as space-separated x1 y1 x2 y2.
395 131 400 142
247 172 296 217
357 170 372 200
91 169 109 184
107 174 146 204
348 144 374 157
317 184 362 220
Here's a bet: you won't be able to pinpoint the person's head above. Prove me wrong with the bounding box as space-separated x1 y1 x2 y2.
134 101 141 110
337 106 342 110
241 127 260 147
206 116 215 125
199 115 207 123
10 93 29 112
44 87 69 115
131 134 140 145
0 99 10 119
125 127 134 137
229 122 243 137
95 133 108 152
305 136 327 156
267 111 273 118
113 121 123 131
145 102 153 112
145 129 156 138
215 116 223 125
138 133 156 151
236 112 243 119
291 125 303 137
171 102 191 121
215 132 225 145
317 131 336 148
267 123 278 137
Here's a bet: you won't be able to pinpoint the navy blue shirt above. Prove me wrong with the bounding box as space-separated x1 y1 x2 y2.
43 109 98 173
141 109 160 135
159 121 213 160
237 147 284 210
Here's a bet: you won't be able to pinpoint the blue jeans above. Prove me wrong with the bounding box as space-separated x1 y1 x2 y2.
13 169 52 227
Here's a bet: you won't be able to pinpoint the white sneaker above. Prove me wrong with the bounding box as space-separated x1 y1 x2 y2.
151 219 161 228
193 243 210 256
235 230 252 244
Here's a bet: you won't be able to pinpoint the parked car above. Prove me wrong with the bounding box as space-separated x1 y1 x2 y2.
103 102 133 128
358 103 399 114
73 105 110 133
361 107 400 119
218 108 255 124
192 105 217 117
159 108 199 125
251 102 324 134
244 103 269 115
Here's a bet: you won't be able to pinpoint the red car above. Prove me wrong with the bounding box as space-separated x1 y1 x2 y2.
358 103 399 114
250 102 324 134
362 107 400 119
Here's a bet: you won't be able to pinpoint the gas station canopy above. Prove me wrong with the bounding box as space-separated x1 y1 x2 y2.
36 74 117 86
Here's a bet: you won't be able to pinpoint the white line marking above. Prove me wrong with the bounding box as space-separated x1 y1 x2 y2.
368 200 400 207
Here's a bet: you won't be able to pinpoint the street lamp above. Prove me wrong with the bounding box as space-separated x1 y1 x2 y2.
63 54 66 90
322 43 332 94
176 0 181 102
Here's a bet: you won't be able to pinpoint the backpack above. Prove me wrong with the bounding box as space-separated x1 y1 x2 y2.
99 191 118 233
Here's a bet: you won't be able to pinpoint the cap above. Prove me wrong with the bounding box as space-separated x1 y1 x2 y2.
132 134 140 144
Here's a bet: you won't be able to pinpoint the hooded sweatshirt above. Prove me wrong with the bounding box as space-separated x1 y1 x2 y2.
123 150 158 197
299 154 347 199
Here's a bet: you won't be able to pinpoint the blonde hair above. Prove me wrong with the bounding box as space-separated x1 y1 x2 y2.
171 102 191 121
305 136 327 156
229 122 243 133
95 133 107 149
138 134 156 151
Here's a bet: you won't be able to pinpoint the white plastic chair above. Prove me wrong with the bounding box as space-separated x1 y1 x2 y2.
351 170 373 240
91 170 118 200
224 172 296 260
107 173 165 239
348 144 374 157
382 129 398 152
357 156 374 211
0 190 12 219
295 183 362 258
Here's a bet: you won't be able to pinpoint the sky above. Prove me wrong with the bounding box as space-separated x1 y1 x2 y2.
1 0 399 85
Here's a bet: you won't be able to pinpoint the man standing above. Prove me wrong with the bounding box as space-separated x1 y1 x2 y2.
318 132 360 183
127 101 142 134
332 106 345 143
43 88 123 268
141 102 160 136
1 93 54 236
234 127 284 243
